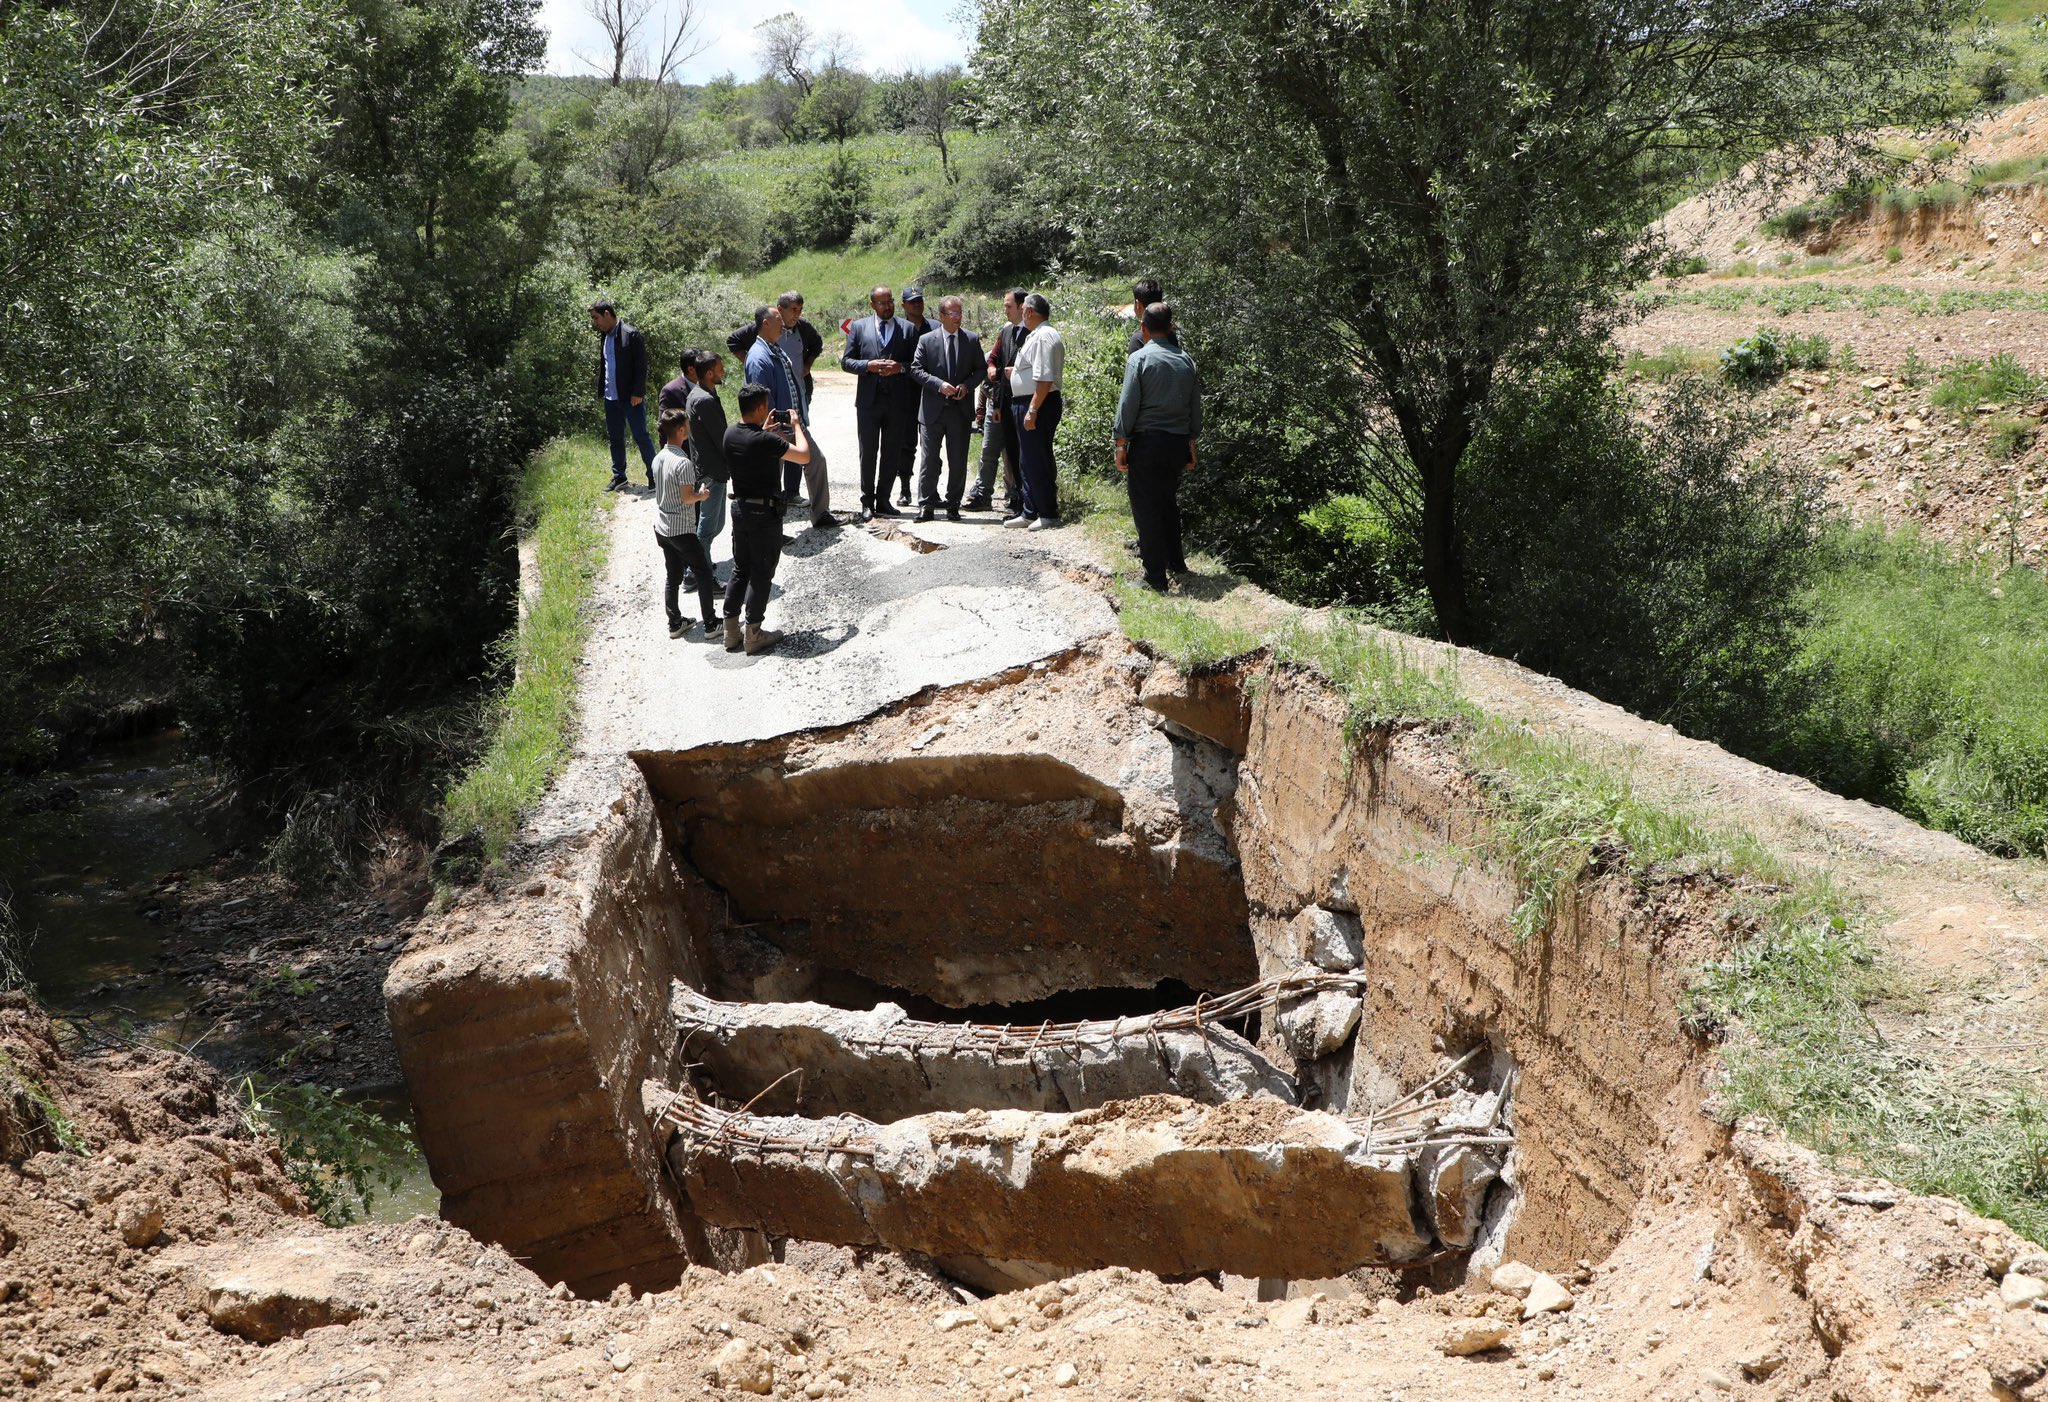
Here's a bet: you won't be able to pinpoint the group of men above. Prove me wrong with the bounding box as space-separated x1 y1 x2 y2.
587 273 1203 656
843 284 1068 530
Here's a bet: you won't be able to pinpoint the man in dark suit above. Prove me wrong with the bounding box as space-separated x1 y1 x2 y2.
908 296 983 522
841 285 917 520
589 298 653 492
893 287 933 506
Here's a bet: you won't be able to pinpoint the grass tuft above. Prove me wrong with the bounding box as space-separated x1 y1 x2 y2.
441 438 614 862
1930 352 2045 414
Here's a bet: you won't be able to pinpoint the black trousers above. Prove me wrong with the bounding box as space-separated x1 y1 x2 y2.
1127 432 1193 585
657 529 719 629
723 506 784 624
918 404 973 508
857 391 916 508
1014 391 1063 521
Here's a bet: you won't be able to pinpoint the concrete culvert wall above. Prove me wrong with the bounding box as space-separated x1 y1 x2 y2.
387 644 1725 1297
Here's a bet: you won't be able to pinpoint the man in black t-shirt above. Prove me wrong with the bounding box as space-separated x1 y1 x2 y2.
719 380 813 656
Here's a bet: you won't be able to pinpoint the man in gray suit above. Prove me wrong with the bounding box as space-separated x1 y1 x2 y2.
908 295 983 522
840 285 917 520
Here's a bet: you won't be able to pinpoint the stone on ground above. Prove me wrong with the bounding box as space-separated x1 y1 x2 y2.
1521 1273 1575 1319
192 1236 371 1343
713 1338 774 1394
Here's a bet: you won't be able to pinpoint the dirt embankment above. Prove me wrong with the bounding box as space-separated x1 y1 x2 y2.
1632 97 2048 556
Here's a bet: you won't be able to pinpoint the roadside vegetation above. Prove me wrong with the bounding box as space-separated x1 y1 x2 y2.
441 441 617 864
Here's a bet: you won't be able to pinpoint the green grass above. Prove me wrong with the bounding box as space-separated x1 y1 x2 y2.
1929 351 2046 411
1622 345 1717 380
440 438 615 862
1093 500 2048 1242
1793 525 2048 858
743 242 931 329
0 1048 87 1155
1652 281 2048 318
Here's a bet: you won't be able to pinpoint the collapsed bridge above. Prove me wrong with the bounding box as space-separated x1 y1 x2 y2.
387 645 1720 1299
651 977 1511 1279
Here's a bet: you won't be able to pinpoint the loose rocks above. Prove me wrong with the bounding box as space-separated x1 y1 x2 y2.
1439 1322 1511 1356
713 1338 775 1394
1521 1274 1575 1320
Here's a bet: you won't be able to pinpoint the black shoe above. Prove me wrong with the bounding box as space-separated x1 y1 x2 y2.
859 505 874 521
946 506 962 523
916 504 936 523
871 501 902 519
1170 563 1192 577
668 621 685 639
897 486 910 505
962 495 992 512
608 479 627 493
1142 576 1170 594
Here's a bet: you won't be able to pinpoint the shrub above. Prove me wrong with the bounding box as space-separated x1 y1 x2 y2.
1988 416 2036 463
778 148 870 253
924 152 1076 280
1720 327 1829 387
1931 353 2045 413
1461 368 1826 744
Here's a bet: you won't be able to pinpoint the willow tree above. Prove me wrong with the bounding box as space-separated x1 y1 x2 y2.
973 0 1963 640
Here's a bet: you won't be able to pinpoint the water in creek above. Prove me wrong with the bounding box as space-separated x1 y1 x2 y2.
5 730 435 1223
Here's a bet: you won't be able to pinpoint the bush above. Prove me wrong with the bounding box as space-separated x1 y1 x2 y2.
923 152 1076 280
777 148 870 254
1931 353 2044 413
1720 327 1830 387
1461 368 1826 744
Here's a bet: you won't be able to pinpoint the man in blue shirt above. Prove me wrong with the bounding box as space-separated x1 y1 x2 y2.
1112 302 1202 592
589 299 653 492
742 306 833 527
743 306 808 499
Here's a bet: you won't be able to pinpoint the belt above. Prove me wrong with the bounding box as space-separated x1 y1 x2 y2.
734 497 781 509
1010 389 1062 401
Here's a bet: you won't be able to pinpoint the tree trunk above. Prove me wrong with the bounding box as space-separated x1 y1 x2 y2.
1414 434 1469 644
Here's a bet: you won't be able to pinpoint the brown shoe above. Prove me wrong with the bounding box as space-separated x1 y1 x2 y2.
723 616 743 652
744 623 783 655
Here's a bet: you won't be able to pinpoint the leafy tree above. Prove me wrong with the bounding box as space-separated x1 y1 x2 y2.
908 67 964 180
800 64 871 146
0 0 336 756
974 0 1965 641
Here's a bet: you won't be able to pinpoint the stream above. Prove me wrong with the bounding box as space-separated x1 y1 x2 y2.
4 730 436 1222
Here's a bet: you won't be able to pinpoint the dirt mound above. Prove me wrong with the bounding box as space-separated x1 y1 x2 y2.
0 994 311 1395
1660 97 2048 273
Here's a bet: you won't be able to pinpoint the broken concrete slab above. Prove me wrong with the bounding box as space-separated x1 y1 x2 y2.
659 1093 1436 1279
186 1236 372 1343
1275 988 1363 1059
1139 660 1255 753
670 984 1297 1120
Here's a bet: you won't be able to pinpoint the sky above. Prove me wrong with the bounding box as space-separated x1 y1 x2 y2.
537 0 973 80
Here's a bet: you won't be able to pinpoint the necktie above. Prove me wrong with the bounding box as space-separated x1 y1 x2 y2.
947 333 957 379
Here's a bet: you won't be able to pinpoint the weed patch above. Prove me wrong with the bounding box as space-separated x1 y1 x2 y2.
238 1076 412 1226
440 438 615 863
1930 353 2045 413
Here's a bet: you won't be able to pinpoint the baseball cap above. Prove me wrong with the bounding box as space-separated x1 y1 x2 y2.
901 285 925 302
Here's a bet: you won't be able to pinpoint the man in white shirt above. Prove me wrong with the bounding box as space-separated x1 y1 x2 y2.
1006 293 1066 530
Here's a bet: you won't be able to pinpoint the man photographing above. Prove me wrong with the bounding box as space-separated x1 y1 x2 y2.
720 381 813 656
1112 302 1201 592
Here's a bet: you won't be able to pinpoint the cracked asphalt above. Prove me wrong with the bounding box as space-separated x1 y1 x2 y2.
528 370 1115 844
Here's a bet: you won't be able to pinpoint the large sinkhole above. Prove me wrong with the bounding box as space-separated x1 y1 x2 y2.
632 724 1516 1287
391 651 1718 1300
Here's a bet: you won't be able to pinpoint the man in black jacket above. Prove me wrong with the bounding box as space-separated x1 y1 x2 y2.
590 299 654 492
686 350 731 571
